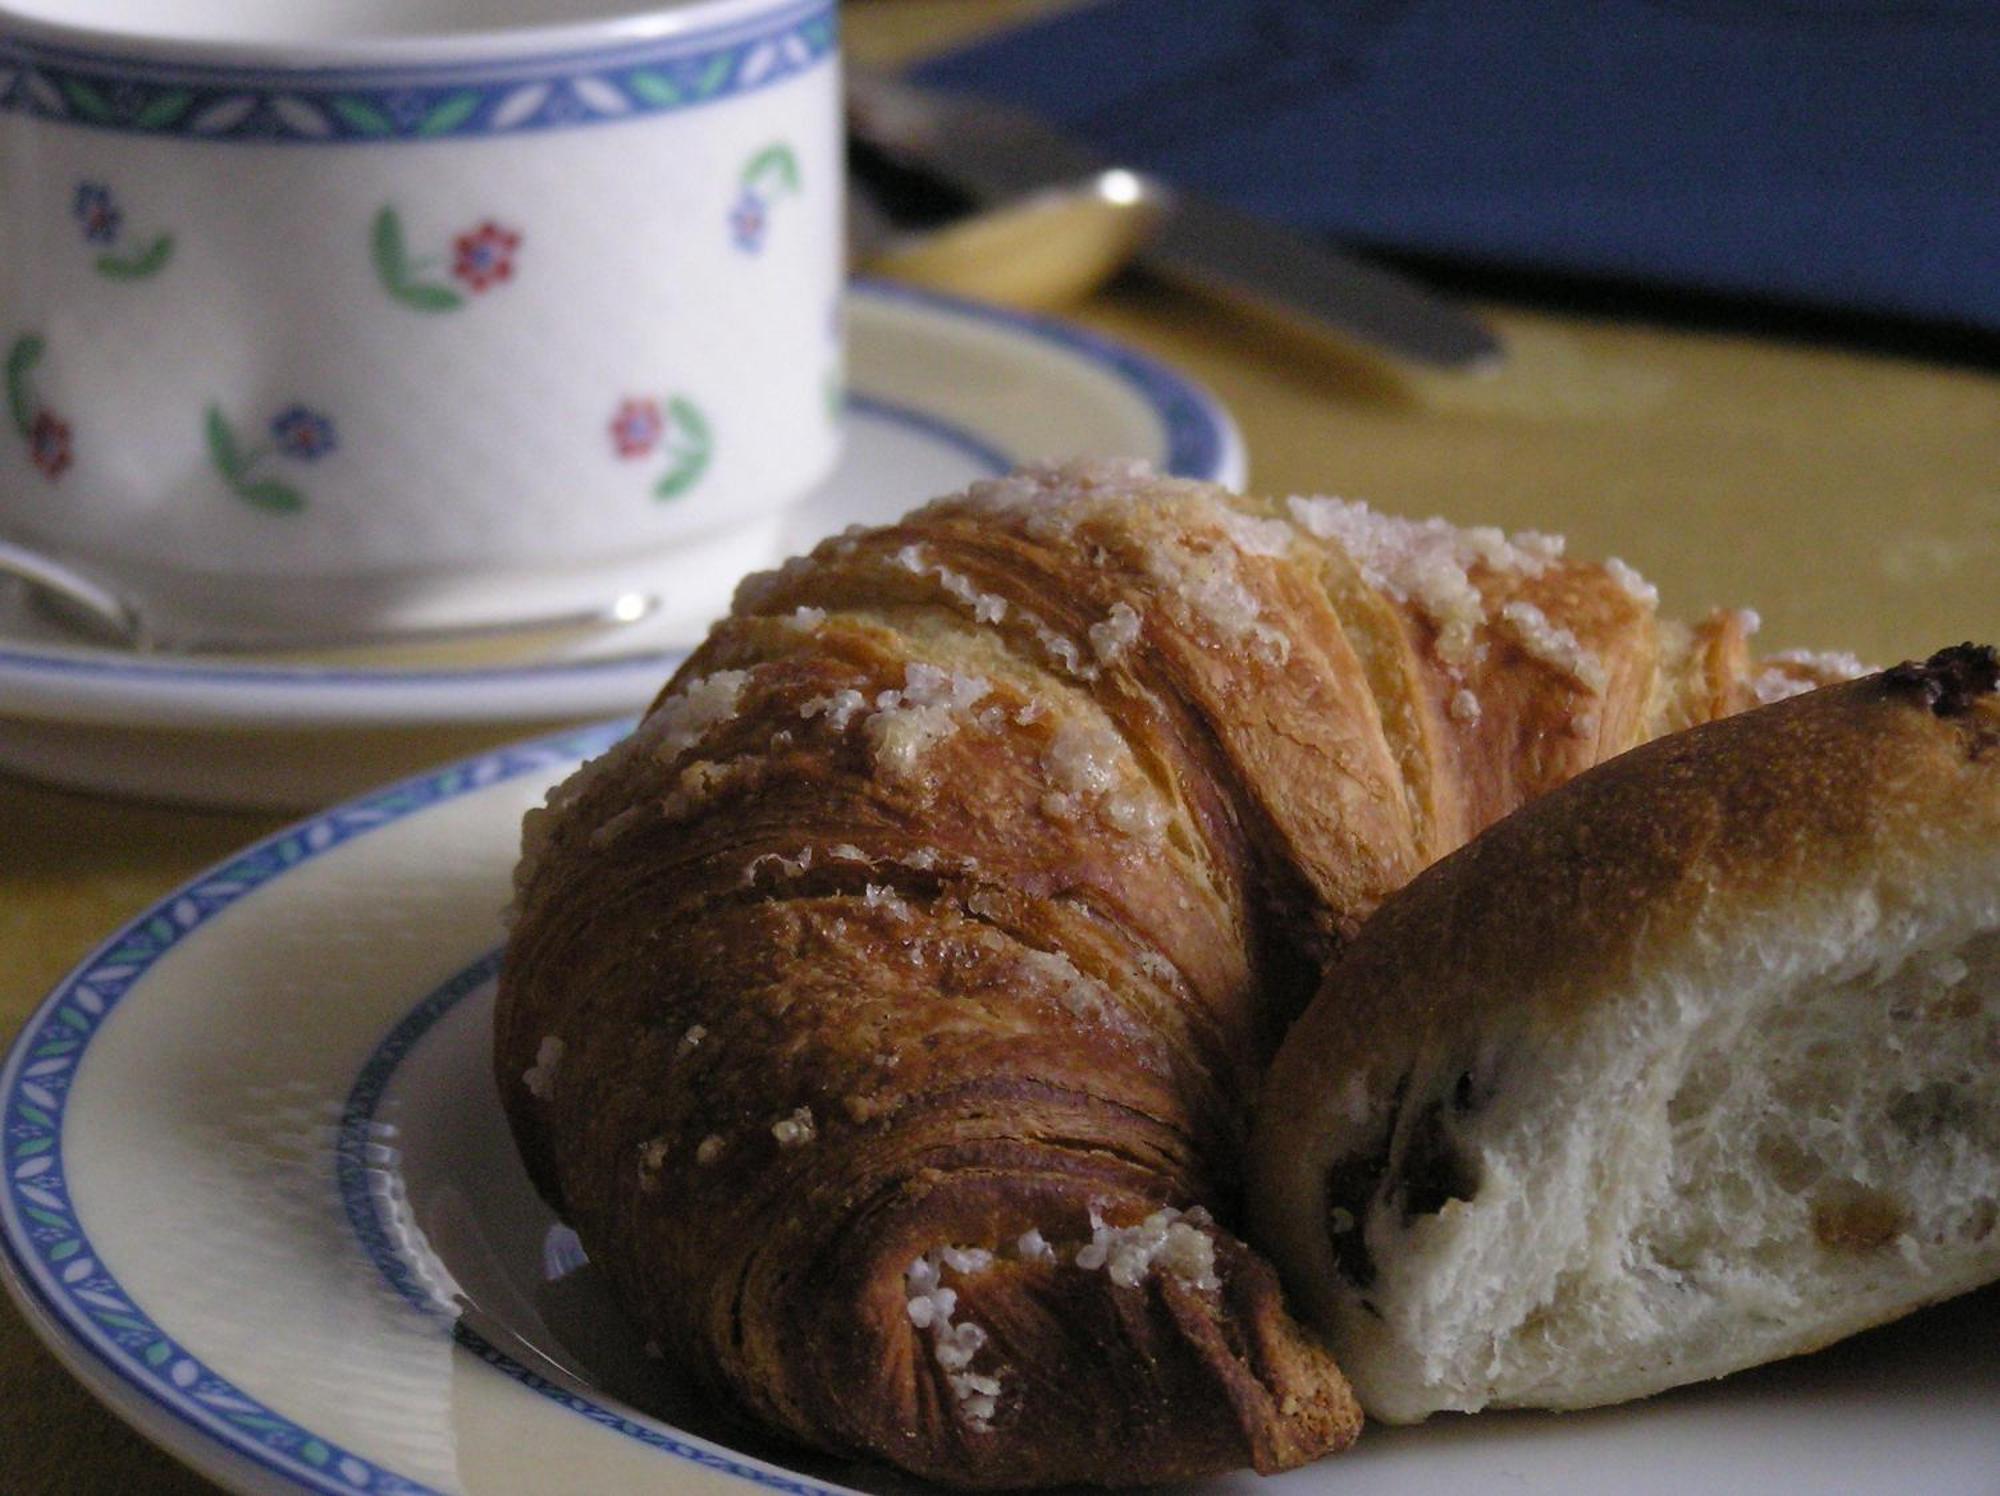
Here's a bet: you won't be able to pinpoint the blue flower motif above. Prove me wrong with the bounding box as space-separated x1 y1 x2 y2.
730 190 768 254
270 406 337 463
72 181 122 246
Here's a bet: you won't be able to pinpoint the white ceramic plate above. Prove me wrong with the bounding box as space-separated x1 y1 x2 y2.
3 727 1997 1496
0 279 1244 810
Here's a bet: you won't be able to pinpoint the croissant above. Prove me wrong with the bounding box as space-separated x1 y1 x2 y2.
495 460 1857 1487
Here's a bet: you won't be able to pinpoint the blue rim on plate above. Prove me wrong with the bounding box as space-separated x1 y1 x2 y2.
0 728 612 1495
1 720 868 1496
0 279 1245 713
1 0 835 144
331 922 853 1496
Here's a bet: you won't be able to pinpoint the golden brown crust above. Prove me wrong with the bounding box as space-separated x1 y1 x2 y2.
1250 644 2000 1347
496 464 1813 1486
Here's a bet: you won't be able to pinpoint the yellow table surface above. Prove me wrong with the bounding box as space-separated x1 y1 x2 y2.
3 3 1997 1490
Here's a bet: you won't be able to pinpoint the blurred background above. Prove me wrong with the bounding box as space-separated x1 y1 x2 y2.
2 3 1996 1490
852 0 1999 668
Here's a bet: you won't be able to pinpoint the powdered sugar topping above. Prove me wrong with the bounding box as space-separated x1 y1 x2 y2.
864 662 991 779
771 1106 816 1148
906 1250 1004 1431
1018 947 1118 1025
522 1036 564 1101
1604 557 1659 606
800 689 868 731
1140 533 1291 662
1287 498 1497 667
1499 599 1609 693
894 544 1008 624
1074 1205 1221 1291
1752 647 1873 704
1088 601 1144 664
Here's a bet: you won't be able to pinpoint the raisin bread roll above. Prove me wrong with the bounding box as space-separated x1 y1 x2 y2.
497 461 1835 1486
1252 645 2000 1424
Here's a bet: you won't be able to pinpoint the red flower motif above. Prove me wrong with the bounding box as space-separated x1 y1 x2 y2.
29 409 73 480
610 398 664 460
451 220 522 293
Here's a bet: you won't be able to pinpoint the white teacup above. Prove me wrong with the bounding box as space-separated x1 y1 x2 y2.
0 0 842 647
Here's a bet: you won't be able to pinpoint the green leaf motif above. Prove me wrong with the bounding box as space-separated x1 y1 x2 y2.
237 479 305 514
49 1238 83 1262
645 395 714 500
135 89 195 130
371 206 409 286
694 54 734 99
61 78 114 123
372 206 465 313
418 91 480 137
17 1102 53 1128
742 143 801 197
23 1207 68 1230
331 97 393 136
300 1440 331 1467
13 1136 53 1156
206 406 306 512
666 395 711 448
391 282 463 314
5 335 43 438
144 1340 173 1367
205 404 242 481
626 70 681 106
654 452 709 501
95 234 175 282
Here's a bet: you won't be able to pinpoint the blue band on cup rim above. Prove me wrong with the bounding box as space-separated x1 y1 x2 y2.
0 0 835 143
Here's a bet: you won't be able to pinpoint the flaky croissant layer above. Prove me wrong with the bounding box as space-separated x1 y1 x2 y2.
496 461 1859 1487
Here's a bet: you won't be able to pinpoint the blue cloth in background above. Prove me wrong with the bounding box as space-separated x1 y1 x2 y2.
916 1 2000 334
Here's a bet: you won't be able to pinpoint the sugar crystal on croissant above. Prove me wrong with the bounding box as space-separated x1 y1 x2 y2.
496 461 1855 1487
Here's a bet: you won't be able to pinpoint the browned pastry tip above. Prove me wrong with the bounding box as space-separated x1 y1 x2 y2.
497 460 1861 1485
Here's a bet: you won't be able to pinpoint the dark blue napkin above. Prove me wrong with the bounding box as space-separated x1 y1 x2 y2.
916 1 2000 335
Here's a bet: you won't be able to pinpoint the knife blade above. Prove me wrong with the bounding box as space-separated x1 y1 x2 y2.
847 68 1502 372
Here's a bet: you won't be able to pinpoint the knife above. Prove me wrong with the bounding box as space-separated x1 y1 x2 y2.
847 68 1503 372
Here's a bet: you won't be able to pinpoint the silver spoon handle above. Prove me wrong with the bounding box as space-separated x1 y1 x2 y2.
0 537 144 647
0 533 665 655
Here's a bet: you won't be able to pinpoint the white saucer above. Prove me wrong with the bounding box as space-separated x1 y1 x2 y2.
3 728 1996 1496
0 280 1245 811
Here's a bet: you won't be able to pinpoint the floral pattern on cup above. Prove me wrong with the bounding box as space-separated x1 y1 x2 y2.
5 335 73 482
372 206 522 312
730 143 800 254
72 181 176 281
206 403 337 513
609 394 711 499
452 221 522 292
